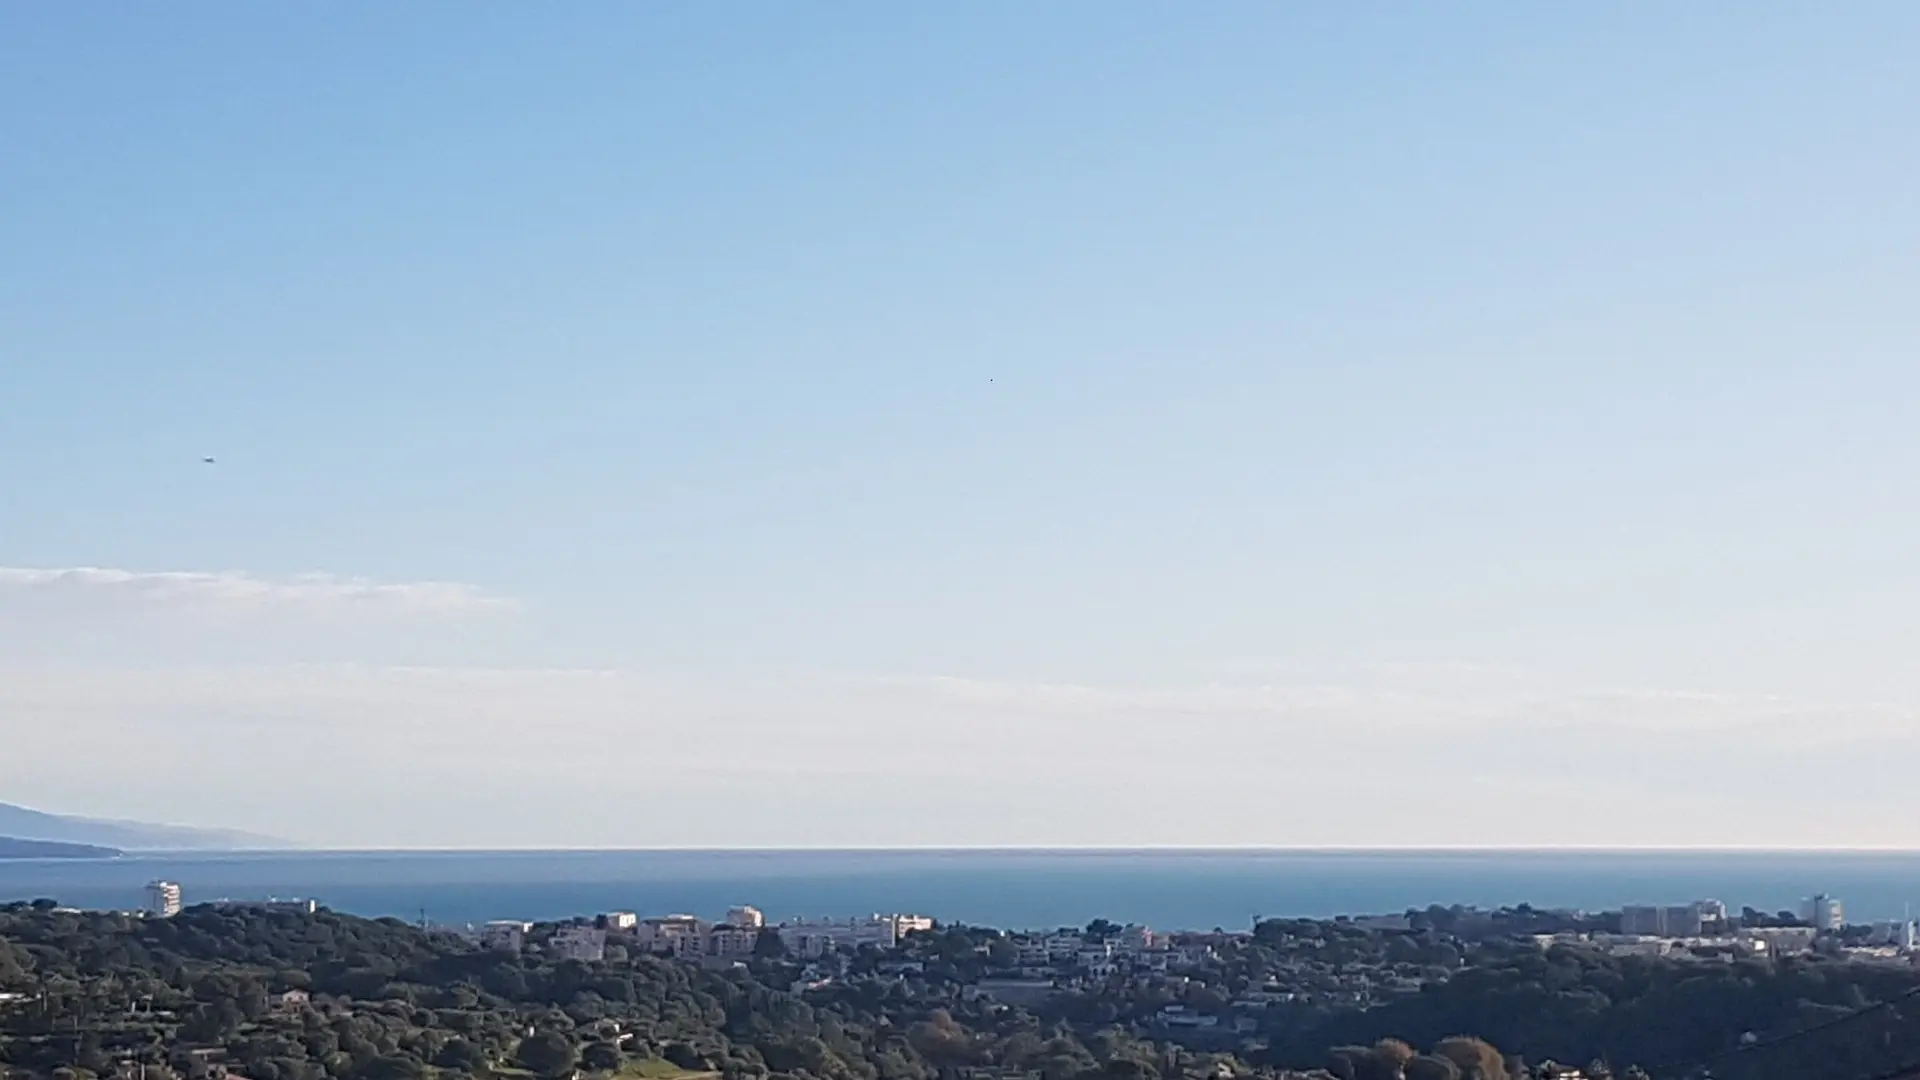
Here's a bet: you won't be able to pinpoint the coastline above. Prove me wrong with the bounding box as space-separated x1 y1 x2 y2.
6 848 1920 930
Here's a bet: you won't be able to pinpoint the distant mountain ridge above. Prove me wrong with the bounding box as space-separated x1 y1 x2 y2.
0 835 122 859
0 802 288 851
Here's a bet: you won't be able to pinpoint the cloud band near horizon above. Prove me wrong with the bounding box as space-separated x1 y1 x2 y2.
0 566 515 617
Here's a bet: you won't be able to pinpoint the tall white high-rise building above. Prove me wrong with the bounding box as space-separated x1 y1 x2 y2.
1802 894 1844 931
144 881 183 918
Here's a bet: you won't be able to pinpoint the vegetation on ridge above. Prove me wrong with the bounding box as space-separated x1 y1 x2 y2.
4 903 1920 1080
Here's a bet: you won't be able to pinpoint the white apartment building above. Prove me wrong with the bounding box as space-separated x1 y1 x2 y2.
726 906 766 929
777 914 929 957
1619 907 1661 936
710 925 760 958
1602 939 1674 958
779 919 878 958
1171 943 1215 967
1620 904 1707 938
1803 895 1845 931
890 914 935 939
1045 932 1083 960
144 881 183 919
1013 937 1052 966
1078 943 1118 977
1076 942 1116 968
552 926 607 963
635 915 709 956
1742 926 1819 953
601 912 638 931
481 921 532 953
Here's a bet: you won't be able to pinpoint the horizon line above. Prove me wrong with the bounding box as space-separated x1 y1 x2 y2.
104 844 1920 857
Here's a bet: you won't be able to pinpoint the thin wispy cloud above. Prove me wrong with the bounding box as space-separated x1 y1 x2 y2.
0 566 515 619
853 672 1920 737
6 661 1920 848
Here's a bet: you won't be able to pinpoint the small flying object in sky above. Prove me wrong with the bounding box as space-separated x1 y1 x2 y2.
201 456 216 464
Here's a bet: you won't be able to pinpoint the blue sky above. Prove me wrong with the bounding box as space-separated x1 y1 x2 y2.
4 5 1919 847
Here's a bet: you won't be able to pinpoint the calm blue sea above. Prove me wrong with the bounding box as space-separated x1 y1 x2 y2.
3 850 1919 930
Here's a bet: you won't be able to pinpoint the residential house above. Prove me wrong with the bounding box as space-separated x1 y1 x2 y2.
481 921 532 953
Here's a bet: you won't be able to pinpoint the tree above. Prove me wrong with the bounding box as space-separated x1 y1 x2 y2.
1405 1057 1460 1080
362 1057 427 1080
754 929 787 960
907 1010 973 1066
1372 1040 1415 1074
12 900 1920 1080
182 997 246 1043
1433 1038 1505 1080
75 1033 112 1075
987 937 1019 967
1326 1042 1412 1080
1327 1048 1370 1080
664 1043 707 1071
434 1039 491 1072
517 1032 579 1078
582 1041 623 1072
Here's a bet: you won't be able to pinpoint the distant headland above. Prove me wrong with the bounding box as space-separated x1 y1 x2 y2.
0 800 289 852
0 835 121 859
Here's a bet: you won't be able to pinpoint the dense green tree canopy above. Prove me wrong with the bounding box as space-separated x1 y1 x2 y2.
4 904 1918 1080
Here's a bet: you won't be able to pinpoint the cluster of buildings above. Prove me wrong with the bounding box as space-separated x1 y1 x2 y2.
957 924 1205 1003
1616 895 1854 940
1534 926 1819 959
1618 899 1727 937
999 924 1193 977
476 905 935 963
141 880 318 920
138 876 1920 978
905 922 1445 1027
1542 894 1920 961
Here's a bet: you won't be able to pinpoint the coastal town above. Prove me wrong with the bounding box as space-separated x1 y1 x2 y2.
131 880 1920 1034
12 884 1920 1080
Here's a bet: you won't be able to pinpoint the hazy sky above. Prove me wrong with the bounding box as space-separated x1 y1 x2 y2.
4 5 1919 848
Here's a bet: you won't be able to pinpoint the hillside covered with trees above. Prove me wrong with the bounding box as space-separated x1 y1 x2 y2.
4 903 1919 1080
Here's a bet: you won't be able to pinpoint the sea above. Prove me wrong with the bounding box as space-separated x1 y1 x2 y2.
3 849 1919 930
